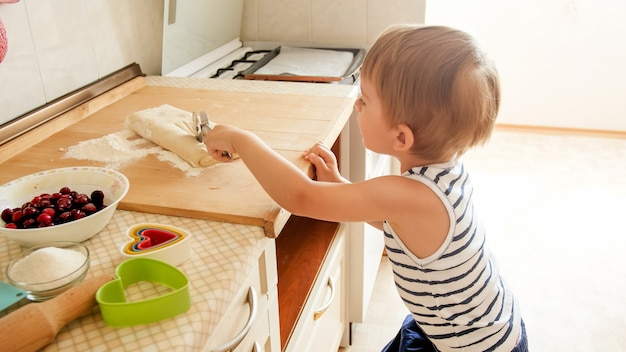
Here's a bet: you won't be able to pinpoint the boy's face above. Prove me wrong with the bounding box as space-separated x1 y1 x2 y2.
355 77 395 154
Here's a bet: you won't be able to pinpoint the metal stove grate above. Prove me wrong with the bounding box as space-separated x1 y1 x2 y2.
211 49 272 79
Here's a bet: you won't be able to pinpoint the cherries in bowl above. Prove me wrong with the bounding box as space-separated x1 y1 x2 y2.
2 188 106 229
0 167 129 246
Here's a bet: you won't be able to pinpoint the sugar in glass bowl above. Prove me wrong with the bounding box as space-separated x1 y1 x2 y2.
0 167 129 247
6 241 90 301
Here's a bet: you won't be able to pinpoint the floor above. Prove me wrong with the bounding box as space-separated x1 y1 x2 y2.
339 129 626 352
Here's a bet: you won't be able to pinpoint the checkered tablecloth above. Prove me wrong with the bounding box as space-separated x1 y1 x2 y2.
0 209 267 351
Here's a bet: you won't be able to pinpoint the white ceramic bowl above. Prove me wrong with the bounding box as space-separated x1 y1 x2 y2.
0 167 129 246
5 241 90 301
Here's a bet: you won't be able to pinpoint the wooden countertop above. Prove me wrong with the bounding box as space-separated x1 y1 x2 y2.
0 76 357 237
0 76 356 351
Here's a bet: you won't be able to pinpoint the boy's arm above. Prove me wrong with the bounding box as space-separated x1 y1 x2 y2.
204 125 317 212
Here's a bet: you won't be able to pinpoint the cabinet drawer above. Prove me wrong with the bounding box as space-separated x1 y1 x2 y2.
204 239 278 352
237 288 279 352
284 224 347 352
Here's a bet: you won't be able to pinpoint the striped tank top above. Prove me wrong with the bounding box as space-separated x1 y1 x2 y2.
383 161 521 351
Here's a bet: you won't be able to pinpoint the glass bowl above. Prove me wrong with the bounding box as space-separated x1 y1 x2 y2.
5 241 90 301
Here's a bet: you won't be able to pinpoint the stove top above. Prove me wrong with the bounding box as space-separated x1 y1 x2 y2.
200 45 363 85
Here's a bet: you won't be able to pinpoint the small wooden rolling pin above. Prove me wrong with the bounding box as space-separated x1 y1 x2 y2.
0 274 113 352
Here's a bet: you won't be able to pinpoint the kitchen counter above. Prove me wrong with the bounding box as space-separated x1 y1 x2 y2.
0 210 268 351
0 76 358 351
0 75 357 238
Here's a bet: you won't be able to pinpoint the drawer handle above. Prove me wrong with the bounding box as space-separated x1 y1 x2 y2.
313 276 335 321
212 287 258 352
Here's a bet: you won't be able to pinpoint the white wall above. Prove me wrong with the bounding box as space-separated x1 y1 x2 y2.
241 0 426 47
426 0 626 132
0 0 163 125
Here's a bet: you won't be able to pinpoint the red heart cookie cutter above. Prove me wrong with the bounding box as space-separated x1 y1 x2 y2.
134 228 178 250
120 223 191 266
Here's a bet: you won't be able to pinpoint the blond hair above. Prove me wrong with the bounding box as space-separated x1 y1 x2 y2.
361 25 500 161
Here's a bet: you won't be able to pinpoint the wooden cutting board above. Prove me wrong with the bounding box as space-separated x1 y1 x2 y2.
0 78 356 237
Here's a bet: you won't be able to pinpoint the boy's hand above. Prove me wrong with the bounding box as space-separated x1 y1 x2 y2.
203 124 238 162
303 142 347 183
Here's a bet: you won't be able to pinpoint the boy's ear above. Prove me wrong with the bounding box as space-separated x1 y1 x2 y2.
393 123 414 151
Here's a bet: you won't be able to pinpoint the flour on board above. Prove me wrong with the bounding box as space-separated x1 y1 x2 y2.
62 129 206 177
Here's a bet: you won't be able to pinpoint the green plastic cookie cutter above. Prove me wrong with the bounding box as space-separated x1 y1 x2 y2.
96 257 191 327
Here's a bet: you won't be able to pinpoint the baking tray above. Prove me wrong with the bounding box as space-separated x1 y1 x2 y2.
242 46 365 83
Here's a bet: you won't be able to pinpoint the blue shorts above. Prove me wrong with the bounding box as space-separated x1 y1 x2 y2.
382 315 529 352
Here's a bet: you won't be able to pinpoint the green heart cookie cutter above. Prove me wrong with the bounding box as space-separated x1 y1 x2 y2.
96 257 191 327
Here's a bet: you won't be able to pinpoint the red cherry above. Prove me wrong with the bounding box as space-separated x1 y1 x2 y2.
36 213 52 225
1 208 13 223
11 210 23 223
51 192 63 202
22 206 39 218
91 190 105 207
22 218 37 228
71 210 85 220
59 186 72 194
56 198 72 211
42 207 56 217
73 194 89 206
57 211 72 223
5 223 17 229
82 203 97 214
38 199 52 209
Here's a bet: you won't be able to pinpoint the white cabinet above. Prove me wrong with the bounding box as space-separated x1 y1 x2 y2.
203 239 280 352
275 217 348 352
209 216 348 352
283 224 347 352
